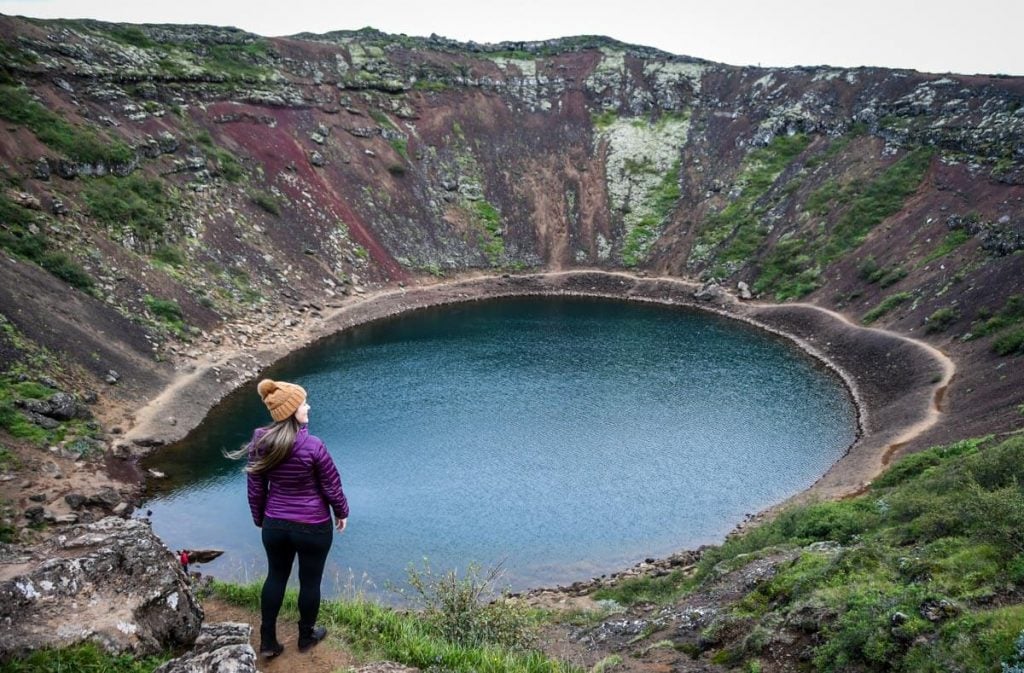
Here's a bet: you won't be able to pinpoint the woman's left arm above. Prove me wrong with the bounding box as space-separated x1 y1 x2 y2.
313 441 350 522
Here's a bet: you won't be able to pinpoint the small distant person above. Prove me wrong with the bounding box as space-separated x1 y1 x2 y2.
179 549 190 574
227 378 349 659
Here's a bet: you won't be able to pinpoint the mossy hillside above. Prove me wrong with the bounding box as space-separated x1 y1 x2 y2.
83 175 173 247
441 136 508 266
754 147 934 300
966 294 1024 355
0 85 135 165
862 291 915 324
0 377 58 445
690 133 811 276
595 433 1024 672
36 21 280 82
595 112 690 267
0 195 93 291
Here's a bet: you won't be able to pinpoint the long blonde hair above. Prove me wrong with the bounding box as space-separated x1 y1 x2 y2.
226 417 300 474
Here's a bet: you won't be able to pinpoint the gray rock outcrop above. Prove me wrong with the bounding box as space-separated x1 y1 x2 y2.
155 622 256 673
0 517 202 659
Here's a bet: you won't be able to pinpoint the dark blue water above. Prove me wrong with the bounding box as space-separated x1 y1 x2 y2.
142 297 857 597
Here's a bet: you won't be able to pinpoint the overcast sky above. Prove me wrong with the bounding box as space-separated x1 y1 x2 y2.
1 0 1021 76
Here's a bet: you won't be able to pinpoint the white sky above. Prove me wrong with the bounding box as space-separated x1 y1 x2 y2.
1 0 1022 76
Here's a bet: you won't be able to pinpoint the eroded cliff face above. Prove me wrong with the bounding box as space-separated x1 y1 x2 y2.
0 17 1022 458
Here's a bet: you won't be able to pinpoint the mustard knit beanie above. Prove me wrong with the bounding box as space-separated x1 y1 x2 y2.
257 379 307 422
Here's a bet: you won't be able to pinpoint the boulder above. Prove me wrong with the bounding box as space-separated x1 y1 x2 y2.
47 392 90 421
0 517 203 658
64 493 86 510
693 281 726 302
737 281 753 300
154 622 255 673
87 487 122 509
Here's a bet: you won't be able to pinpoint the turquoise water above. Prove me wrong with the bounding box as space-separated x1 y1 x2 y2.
142 297 857 597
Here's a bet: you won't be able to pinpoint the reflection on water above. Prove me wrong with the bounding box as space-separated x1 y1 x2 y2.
143 297 857 599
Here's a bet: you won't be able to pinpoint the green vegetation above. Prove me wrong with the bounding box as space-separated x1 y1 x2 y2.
695 134 811 275
203 41 273 79
152 245 186 267
0 196 93 291
755 147 934 300
0 642 169 673
862 291 913 324
212 148 243 182
593 570 695 606
805 178 858 216
591 434 1024 671
806 124 868 169
858 257 908 288
922 229 971 264
212 561 569 673
588 655 622 673
621 160 681 267
104 25 156 49
414 79 449 92
925 307 959 333
250 190 281 216
390 137 409 160
473 200 504 264
590 109 618 131
993 328 1024 356
966 295 1024 348
0 377 58 445
0 85 135 165
0 443 17 471
143 295 185 335
84 175 171 243
370 109 397 129
403 561 537 648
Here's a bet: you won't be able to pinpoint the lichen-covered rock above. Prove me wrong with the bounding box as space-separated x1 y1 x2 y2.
0 517 202 659
154 622 255 673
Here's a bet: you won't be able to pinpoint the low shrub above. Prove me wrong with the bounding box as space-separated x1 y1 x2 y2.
925 307 959 333
84 175 170 243
862 292 912 324
144 295 183 324
404 561 537 649
993 327 1024 356
251 190 281 216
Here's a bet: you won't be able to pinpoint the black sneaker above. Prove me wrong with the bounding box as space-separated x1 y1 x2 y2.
297 625 327 652
259 642 285 659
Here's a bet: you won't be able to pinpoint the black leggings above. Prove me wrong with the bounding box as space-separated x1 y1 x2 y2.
260 518 333 639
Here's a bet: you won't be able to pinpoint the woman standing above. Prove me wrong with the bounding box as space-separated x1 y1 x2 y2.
231 378 349 658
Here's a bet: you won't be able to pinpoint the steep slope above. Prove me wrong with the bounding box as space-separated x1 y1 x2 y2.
0 16 1021 529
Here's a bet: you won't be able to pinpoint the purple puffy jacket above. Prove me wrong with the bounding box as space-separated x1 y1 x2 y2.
246 425 349 526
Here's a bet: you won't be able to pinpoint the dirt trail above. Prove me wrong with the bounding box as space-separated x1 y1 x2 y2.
203 598 355 673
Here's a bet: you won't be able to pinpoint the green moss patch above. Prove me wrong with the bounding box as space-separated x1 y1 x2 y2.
621 160 681 267
0 196 93 291
84 175 172 244
0 85 135 165
755 147 934 300
694 133 811 275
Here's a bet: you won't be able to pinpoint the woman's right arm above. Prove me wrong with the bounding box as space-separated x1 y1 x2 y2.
247 471 267 527
246 432 267 527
